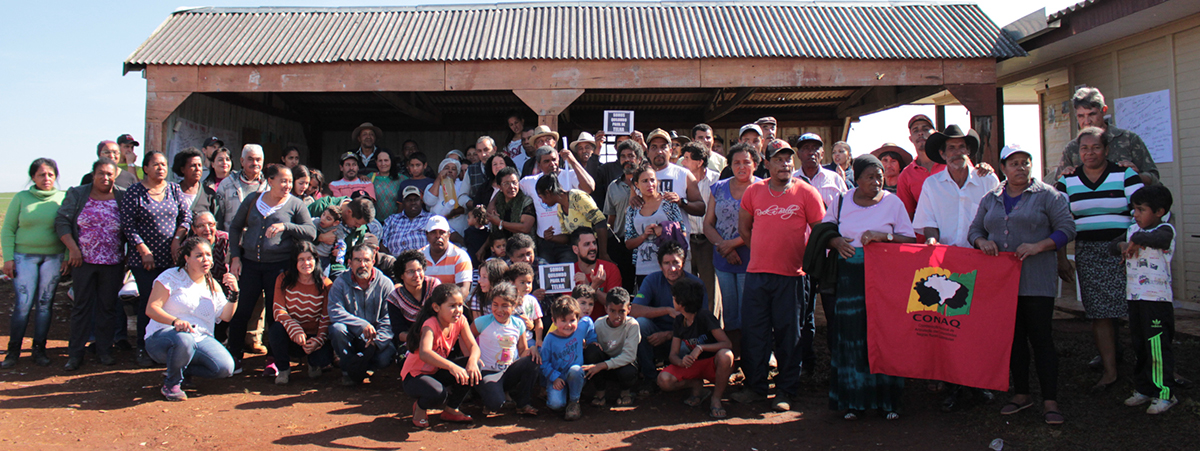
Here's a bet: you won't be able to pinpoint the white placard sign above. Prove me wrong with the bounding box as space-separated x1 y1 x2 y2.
1114 89 1173 163
539 263 576 294
603 110 635 135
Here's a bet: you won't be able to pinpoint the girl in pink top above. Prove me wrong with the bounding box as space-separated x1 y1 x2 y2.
400 284 482 428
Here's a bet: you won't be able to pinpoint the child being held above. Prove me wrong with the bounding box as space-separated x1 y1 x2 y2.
465 205 491 266
486 233 508 262
582 287 641 407
657 278 734 420
314 206 348 272
470 281 540 416
540 295 593 421
1113 185 1179 414
504 263 544 360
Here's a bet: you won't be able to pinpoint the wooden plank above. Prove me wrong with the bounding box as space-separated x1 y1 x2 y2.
147 65 198 93
446 60 700 91
943 59 997 85
197 62 445 92
512 89 585 117
704 87 757 122
145 91 191 153
375 92 443 124
701 58 946 88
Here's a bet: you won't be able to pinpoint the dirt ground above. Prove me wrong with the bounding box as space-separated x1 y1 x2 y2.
2 280 1200 450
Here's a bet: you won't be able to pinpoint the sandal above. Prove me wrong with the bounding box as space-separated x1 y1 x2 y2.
885 412 899 421
440 410 474 423
843 411 859 421
1043 410 1065 425
515 405 539 416
710 405 728 419
591 395 607 407
1000 401 1034 415
684 388 712 407
412 402 430 428
616 391 635 407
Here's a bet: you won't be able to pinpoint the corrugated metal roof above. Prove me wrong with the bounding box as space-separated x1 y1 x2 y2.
1047 0 1100 21
125 2 1023 71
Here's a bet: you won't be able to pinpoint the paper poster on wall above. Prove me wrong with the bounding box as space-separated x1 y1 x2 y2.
1114 89 1173 163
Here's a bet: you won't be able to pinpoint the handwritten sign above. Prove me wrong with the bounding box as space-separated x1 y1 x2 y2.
1114 90 1173 163
539 263 576 294
604 110 635 135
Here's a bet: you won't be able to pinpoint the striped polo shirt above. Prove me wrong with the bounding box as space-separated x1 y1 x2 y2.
422 243 473 287
1056 162 1142 241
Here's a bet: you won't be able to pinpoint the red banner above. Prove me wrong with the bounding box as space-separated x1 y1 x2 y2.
864 243 1022 391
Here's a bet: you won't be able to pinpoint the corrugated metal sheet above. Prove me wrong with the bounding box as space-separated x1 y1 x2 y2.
125 3 1024 70
1048 0 1100 21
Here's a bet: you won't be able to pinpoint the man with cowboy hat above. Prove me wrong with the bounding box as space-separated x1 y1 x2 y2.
521 125 560 176
911 124 1000 411
349 122 390 175
897 115 994 219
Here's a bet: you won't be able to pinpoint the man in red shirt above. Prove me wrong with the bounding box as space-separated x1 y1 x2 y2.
731 139 825 412
570 227 622 319
895 114 942 218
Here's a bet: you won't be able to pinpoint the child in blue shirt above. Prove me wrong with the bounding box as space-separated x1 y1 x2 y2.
540 295 592 421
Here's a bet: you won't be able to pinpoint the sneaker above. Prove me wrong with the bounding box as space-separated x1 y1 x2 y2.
731 389 768 404
307 364 323 379
1124 392 1152 407
136 349 154 368
63 355 83 371
97 351 116 366
771 393 792 412
161 384 187 401
263 362 279 377
1147 397 1178 414
275 369 290 385
231 364 244 375
564 401 581 421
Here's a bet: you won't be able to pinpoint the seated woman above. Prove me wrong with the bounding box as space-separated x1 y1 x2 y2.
144 236 239 401
269 241 334 385
825 154 916 420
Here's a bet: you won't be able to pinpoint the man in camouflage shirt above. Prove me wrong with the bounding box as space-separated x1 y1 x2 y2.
1047 87 1159 186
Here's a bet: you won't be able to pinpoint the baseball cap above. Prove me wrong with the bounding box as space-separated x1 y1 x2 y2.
669 130 690 144
1000 144 1032 162
117 134 140 146
425 215 451 232
646 128 671 144
349 190 374 201
339 152 361 165
202 137 224 148
402 185 422 199
763 139 794 159
908 114 934 130
739 124 763 138
755 116 778 126
795 133 823 147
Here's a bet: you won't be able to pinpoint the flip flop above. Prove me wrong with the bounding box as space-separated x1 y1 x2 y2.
710 405 728 419
1044 410 1065 425
412 402 430 428
616 392 635 406
1000 401 1034 415
515 405 539 416
684 388 712 407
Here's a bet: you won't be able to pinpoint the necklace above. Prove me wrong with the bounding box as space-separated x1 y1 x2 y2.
767 179 791 198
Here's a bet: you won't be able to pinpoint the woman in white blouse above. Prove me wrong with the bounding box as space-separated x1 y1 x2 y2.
144 236 239 401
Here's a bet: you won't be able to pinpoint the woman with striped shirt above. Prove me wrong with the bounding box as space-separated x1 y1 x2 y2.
1056 127 1144 392
269 241 333 385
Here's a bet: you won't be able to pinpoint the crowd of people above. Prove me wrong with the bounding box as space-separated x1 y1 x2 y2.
0 86 1186 427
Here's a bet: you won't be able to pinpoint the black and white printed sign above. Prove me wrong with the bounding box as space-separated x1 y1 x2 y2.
539 263 576 294
603 110 635 136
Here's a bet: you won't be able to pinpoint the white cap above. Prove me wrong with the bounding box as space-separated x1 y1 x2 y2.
999 144 1032 162
425 215 451 232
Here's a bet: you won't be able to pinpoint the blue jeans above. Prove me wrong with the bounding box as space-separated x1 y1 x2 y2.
545 365 585 409
329 322 395 379
636 317 670 380
741 272 807 397
145 328 235 387
715 269 746 330
9 253 63 346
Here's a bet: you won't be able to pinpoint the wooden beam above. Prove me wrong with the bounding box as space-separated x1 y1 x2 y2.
834 87 874 116
196 62 446 92
704 87 757 122
702 58 947 88
513 89 585 131
202 92 308 123
447 60 700 91
838 86 946 119
144 91 191 154
375 92 443 124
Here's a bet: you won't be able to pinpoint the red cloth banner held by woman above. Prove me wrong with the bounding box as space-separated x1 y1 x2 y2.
864 243 1022 391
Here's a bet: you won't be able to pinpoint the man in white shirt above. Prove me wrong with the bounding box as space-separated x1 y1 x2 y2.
791 133 847 209
910 124 1000 411
913 125 999 248
644 128 706 222
519 145 595 263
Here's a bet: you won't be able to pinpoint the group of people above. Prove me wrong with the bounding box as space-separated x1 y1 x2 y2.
0 86 1184 426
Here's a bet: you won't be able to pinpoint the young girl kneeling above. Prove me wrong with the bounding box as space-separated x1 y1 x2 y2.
472 281 540 415
401 284 482 428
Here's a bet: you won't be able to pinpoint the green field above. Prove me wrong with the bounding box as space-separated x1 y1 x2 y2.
0 192 13 218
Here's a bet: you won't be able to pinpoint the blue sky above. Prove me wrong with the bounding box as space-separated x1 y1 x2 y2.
0 0 1074 192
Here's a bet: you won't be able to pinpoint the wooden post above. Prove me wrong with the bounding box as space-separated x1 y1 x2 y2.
945 84 1000 168
512 89 585 134
145 91 191 154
